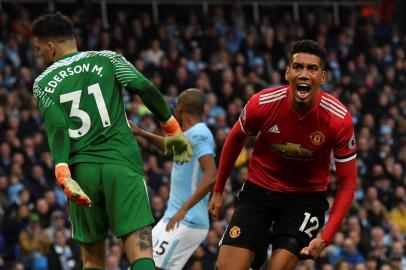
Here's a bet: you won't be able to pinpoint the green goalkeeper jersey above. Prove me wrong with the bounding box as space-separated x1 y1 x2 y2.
33 50 171 173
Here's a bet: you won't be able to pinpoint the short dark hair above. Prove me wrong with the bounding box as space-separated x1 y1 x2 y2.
289 40 326 68
179 88 206 116
32 12 74 40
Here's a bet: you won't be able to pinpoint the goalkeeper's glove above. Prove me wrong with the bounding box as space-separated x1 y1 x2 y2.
160 116 193 164
55 164 92 206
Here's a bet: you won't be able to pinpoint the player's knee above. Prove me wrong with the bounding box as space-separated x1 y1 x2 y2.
122 226 153 262
81 254 105 266
251 247 268 269
80 240 106 268
216 250 241 270
272 235 302 257
216 257 229 270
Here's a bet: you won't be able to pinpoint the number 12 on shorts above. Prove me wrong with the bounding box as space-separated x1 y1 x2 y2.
298 212 319 237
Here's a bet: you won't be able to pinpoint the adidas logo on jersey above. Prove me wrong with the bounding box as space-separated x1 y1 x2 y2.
269 124 280 134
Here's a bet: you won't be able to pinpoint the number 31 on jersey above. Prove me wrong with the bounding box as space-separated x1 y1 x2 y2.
60 83 111 138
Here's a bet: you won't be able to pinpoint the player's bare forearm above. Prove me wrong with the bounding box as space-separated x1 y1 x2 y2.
130 121 165 152
181 154 216 212
139 129 165 152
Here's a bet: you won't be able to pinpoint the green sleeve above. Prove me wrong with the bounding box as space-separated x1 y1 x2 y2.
43 105 70 164
109 52 145 87
33 82 70 164
108 52 172 122
127 78 172 122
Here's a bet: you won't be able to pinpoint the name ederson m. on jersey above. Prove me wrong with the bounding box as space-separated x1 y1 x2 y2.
33 50 146 174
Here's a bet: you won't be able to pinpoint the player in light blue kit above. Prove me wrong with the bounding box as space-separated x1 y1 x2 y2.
131 88 217 270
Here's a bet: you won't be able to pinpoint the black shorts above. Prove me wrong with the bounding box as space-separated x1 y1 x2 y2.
220 180 329 257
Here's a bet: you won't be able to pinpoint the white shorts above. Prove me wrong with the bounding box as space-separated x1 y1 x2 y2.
152 219 208 270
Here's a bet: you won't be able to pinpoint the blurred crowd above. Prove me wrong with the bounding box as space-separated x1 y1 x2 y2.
0 1 405 269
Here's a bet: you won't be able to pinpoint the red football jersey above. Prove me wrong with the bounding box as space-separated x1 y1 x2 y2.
239 85 357 192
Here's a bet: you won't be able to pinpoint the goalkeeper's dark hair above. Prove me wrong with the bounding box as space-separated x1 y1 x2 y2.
179 88 206 117
289 40 326 68
32 12 74 40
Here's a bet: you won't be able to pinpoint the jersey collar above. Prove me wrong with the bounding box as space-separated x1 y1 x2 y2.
56 51 80 61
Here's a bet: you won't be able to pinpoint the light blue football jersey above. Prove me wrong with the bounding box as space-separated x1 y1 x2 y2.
163 123 215 229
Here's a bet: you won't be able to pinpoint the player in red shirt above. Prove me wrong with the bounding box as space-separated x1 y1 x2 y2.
209 40 357 270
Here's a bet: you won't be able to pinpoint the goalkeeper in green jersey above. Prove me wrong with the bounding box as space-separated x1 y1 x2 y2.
31 12 193 270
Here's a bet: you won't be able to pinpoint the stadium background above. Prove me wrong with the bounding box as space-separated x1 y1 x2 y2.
0 0 405 269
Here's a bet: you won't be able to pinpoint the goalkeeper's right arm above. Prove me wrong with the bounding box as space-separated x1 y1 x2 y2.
42 105 91 206
43 104 70 166
55 163 91 206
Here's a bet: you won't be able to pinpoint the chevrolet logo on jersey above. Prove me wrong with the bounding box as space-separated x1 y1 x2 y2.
271 143 314 159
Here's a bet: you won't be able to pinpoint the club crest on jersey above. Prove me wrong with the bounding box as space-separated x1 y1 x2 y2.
310 131 325 146
229 226 241 238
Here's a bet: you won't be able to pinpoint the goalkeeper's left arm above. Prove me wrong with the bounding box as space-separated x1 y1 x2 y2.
130 120 192 164
42 105 91 206
127 79 193 164
109 52 192 163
